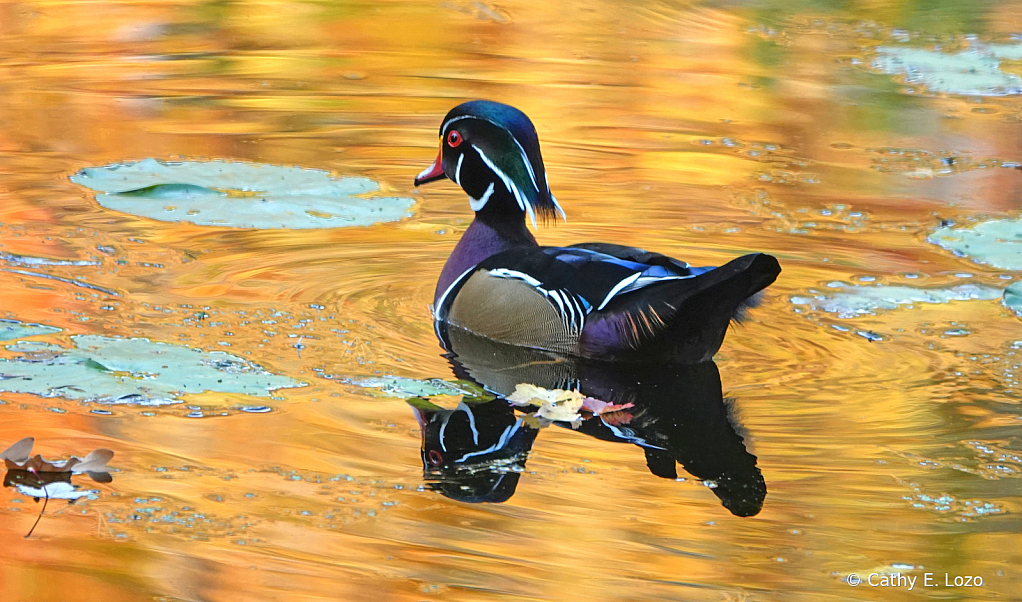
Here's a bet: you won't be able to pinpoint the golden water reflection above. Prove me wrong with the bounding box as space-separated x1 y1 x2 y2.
1 0 1021 600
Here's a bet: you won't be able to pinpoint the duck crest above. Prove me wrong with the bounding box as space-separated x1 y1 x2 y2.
415 100 564 228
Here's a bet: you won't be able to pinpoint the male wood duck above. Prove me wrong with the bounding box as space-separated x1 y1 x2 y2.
415 100 780 363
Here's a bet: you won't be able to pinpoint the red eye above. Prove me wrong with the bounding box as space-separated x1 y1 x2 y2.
446 130 462 147
428 450 443 465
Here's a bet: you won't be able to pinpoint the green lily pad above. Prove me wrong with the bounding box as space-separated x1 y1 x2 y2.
0 335 305 405
928 218 1022 270
1004 281 1022 317
345 376 477 399
873 44 1022 96
791 283 1003 318
0 319 61 342
69 159 415 229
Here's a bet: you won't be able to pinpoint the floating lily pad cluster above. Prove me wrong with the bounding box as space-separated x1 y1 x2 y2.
70 158 415 229
790 283 1003 319
928 218 1022 271
873 44 1022 96
0 335 304 405
927 218 1022 317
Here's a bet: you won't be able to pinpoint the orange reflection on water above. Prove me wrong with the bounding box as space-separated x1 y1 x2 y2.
1 0 1022 601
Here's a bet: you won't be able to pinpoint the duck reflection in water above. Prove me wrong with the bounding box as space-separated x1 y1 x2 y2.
410 328 766 517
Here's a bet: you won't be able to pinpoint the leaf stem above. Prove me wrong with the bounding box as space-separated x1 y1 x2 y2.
25 474 48 538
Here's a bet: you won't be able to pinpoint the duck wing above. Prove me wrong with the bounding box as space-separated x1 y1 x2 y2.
435 245 779 362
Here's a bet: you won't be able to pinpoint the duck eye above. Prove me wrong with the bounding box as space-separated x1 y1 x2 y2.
428 450 444 465
446 130 462 147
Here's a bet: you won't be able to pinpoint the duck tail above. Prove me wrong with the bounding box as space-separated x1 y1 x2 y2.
579 253 780 362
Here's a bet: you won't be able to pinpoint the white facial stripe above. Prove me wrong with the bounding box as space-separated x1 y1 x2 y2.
469 182 495 211
523 199 538 230
441 115 555 227
454 153 464 186
473 144 527 211
441 114 475 135
512 137 540 193
551 194 567 221
473 144 541 229
597 272 642 311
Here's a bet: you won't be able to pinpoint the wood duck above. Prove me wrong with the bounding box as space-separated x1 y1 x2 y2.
415 100 780 363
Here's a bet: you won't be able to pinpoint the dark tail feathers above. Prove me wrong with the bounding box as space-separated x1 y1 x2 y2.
580 253 780 362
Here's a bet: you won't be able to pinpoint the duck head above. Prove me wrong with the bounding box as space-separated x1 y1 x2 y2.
414 100 565 227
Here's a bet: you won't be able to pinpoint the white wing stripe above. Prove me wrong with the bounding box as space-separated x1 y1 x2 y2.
546 288 566 316
489 268 542 286
597 272 642 311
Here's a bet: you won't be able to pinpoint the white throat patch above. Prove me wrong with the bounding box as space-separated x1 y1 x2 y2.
469 182 495 211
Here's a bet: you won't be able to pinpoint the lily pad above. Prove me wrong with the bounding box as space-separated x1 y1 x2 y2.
0 320 61 342
791 283 1003 318
1005 281 1022 317
928 218 1022 270
873 44 1022 96
0 335 304 405
69 159 415 229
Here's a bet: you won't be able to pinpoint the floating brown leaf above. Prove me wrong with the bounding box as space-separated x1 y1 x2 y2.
508 383 584 425
1 437 34 464
1 438 113 478
1 437 116 537
580 397 635 416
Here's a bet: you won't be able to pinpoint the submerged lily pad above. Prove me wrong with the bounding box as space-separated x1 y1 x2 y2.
0 335 304 405
928 218 1022 270
345 376 476 399
70 159 415 229
0 320 61 342
791 283 1002 318
1004 282 1022 317
873 44 1022 96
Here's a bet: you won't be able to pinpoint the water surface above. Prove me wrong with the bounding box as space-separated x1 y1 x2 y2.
1 1 1021 600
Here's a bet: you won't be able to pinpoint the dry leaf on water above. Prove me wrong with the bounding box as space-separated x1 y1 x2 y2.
2 437 113 478
580 397 635 416
507 384 584 425
2 437 116 537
